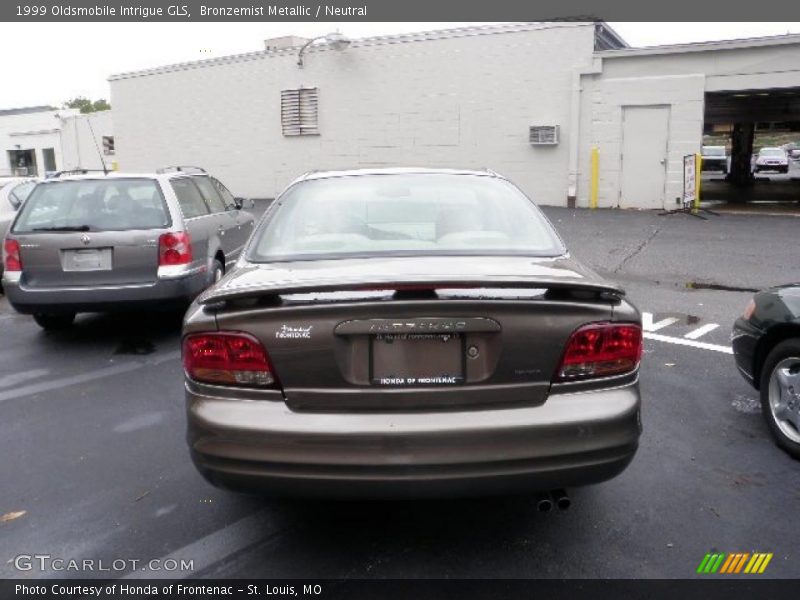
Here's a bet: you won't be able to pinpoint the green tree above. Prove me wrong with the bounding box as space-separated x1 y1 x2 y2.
63 97 111 113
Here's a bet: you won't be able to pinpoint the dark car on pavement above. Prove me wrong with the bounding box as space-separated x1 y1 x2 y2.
181 168 643 499
2 167 255 330
733 285 800 459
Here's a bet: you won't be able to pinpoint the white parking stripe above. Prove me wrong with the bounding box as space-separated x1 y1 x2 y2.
684 323 720 340
122 509 278 579
641 312 679 332
644 332 733 354
0 351 181 404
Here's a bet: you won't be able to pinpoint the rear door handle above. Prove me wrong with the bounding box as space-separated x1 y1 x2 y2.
218 225 225 236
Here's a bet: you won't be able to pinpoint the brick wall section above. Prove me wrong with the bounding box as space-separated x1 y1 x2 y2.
110 23 597 203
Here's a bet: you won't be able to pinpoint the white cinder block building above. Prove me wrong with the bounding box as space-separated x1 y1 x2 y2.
108 23 800 209
0 106 114 176
59 110 115 172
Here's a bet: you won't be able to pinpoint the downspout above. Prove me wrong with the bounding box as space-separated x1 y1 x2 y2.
55 113 67 172
567 56 603 208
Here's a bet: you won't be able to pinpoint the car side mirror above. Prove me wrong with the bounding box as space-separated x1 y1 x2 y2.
233 197 245 210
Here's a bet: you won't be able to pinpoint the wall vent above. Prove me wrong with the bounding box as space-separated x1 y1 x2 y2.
281 88 319 136
529 125 559 145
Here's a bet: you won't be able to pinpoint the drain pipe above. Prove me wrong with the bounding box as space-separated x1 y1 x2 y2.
567 58 603 208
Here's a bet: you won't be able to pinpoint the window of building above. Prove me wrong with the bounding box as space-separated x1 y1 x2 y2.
103 136 115 155
281 88 319 136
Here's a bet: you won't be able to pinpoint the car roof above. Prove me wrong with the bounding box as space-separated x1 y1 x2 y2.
759 147 785 152
0 177 34 184
293 167 503 184
38 172 197 183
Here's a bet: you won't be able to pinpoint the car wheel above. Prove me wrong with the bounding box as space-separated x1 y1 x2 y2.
33 313 75 331
760 339 800 460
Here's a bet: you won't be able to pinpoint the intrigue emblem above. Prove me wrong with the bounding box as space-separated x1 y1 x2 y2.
276 325 313 339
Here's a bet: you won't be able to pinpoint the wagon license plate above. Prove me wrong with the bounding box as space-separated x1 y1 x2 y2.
370 332 465 386
62 248 112 271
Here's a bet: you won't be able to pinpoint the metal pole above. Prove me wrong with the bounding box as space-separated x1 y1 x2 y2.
693 153 702 213
590 147 599 209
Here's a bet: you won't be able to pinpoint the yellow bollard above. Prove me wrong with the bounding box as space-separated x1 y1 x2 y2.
693 153 702 213
590 147 599 209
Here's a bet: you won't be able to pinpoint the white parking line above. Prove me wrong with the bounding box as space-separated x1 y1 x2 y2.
122 508 279 579
0 350 181 404
684 323 720 340
642 312 679 332
644 332 733 354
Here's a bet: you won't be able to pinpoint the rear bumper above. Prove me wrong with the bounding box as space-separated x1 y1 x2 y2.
754 164 789 172
186 381 642 498
701 161 727 172
1 269 207 314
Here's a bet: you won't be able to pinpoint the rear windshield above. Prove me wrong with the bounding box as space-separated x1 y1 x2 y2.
759 148 785 157
248 173 565 261
702 147 726 156
12 178 170 233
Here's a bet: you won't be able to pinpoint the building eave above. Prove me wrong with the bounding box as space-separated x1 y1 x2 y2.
596 32 800 58
108 21 599 82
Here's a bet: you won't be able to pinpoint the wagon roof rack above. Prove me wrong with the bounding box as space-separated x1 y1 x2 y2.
156 165 207 174
49 168 109 178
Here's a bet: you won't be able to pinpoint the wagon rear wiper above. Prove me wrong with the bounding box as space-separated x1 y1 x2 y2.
32 225 92 232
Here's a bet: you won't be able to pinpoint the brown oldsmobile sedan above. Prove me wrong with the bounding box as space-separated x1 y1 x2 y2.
182 168 643 500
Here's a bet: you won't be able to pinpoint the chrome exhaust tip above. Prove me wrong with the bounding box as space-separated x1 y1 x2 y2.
552 489 571 511
536 493 554 512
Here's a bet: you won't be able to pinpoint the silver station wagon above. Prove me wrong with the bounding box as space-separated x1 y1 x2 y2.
2 167 255 329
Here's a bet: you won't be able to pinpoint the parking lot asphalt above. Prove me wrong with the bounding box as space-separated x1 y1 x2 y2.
1 204 798 579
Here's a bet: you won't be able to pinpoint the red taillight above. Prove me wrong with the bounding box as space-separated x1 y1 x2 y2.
159 232 192 266
183 332 277 388
555 322 642 382
3 239 22 272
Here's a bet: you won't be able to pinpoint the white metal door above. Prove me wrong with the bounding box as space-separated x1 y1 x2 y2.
620 106 670 209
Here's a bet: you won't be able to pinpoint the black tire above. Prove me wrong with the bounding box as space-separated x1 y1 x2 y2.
33 313 75 331
759 339 800 460
208 259 224 288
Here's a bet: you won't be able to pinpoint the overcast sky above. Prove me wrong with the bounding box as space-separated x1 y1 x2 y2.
2 21 799 108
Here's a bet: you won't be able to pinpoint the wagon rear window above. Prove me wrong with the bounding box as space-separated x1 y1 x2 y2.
12 178 170 233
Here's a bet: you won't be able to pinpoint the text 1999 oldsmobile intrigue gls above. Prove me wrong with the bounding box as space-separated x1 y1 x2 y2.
182 168 643 498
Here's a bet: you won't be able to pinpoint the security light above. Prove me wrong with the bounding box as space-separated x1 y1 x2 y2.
297 32 351 67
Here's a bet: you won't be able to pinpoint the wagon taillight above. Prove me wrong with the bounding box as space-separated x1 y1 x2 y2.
158 232 192 266
3 239 22 272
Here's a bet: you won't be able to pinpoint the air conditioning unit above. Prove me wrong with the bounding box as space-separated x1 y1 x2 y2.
529 125 559 145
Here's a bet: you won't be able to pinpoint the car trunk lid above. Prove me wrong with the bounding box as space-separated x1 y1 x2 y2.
207 256 624 412
14 230 162 288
